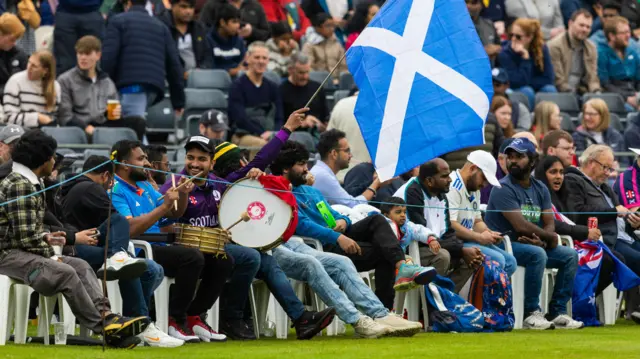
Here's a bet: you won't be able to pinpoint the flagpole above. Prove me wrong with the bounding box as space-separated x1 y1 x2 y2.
304 52 348 108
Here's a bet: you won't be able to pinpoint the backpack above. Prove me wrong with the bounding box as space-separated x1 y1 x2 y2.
424 275 484 333
468 258 515 332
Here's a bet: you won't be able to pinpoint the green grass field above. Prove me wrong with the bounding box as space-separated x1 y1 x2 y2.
2 321 640 359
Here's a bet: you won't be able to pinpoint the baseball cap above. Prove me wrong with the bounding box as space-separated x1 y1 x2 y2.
184 135 215 154
630 148 640 156
503 137 537 156
0 124 24 144
467 150 501 188
492 68 509 84
199 109 229 132
499 138 515 154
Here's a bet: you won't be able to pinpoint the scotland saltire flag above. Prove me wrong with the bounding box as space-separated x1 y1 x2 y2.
572 240 640 326
346 0 493 180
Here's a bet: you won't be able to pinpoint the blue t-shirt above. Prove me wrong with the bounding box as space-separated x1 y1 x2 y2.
111 176 168 234
485 174 552 235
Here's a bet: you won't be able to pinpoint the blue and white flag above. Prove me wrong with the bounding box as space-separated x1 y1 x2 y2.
346 0 493 180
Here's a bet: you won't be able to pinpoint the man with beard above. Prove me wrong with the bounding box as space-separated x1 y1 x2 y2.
447 150 517 277
159 110 338 341
485 137 581 330
310 129 382 208
110 140 233 344
597 16 640 110
269 140 423 338
145 145 170 187
393 159 484 292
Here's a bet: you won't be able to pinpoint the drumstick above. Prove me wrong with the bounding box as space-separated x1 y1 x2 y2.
225 212 251 231
171 174 178 211
158 171 203 201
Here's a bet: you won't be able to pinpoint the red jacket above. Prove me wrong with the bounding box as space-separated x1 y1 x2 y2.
259 0 310 41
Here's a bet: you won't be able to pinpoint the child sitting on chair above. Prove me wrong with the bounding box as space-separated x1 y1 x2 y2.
380 197 441 256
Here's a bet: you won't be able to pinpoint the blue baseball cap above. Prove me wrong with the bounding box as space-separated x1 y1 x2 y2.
492 68 509 84
502 137 537 156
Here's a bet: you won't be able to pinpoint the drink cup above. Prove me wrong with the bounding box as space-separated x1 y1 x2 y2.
107 100 120 120
53 322 66 345
52 245 62 256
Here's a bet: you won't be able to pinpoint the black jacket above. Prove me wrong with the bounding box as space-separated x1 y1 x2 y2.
200 0 270 43
563 166 620 246
157 10 214 69
58 174 114 231
0 47 27 92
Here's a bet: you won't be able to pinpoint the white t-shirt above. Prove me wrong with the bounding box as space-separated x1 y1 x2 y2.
446 170 482 230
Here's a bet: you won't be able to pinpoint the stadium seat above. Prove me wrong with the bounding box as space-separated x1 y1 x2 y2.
187 69 233 93
339 72 354 91
310 71 335 90
508 91 530 111
610 113 623 132
289 132 316 153
535 93 580 116
92 127 138 145
332 90 350 107
583 93 627 116
42 126 88 145
264 71 283 85
560 112 575 132
146 98 175 135
183 89 228 137
84 149 110 160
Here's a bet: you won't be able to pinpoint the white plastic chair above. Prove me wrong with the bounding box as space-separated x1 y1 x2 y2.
595 235 622 325
393 241 428 330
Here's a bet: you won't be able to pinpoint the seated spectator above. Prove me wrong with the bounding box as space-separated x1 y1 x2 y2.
560 0 601 32
597 16 640 111
0 129 151 348
145 144 170 187
590 1 640 53
198 108 229 140
302 13 348 83
58 36 145 139
492 67 532 130
481 0 507 25
266 21 299 78
0 13 27 93
345 1 379 50
206 3 246 76
3 49 59 128
535 155 628 301
310 129 382 208
491 94 515 138
447 150 517 276
485 137 582 329
467 0 501 64
531 101 562 143
259 0 310 42
343 163 417 205
302 0 353 35
506 0 565 40
541 129 577 167
497 18 557 109
513 130 541 150
280 53 329 140
614 148 640 275
625 113 640 151
227 41 283 154
393 159 484 292
102 0 185 119
158 0 212 74
620 0 640 37
480 138 512 203
572 98 627 167
566 145 640 278
200 0 271 44
0 124 23 164
548 9 601 94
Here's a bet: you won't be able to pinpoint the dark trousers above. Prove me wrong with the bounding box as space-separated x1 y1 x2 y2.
102 116 147 141
54 11 105 75
152 245 233 320
324 214 406 309
596 248 625 296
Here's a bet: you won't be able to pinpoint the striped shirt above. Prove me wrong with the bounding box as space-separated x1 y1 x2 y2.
2 70 61 129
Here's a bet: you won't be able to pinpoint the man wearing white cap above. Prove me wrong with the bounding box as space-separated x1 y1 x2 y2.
0 124 24 164
447 150 517 277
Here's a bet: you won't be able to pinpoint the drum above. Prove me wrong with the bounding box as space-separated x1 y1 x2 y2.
218 178 293 251
174 224 228 256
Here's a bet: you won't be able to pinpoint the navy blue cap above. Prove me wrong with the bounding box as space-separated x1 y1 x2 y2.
492 68 509 84
499 138 515 154
502 137 537 156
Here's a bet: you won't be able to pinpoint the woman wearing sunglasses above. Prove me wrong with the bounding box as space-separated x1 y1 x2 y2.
497 18 557 109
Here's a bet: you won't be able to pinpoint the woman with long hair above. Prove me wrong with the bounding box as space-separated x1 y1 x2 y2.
532 101 561 142
497 18 557 109
345 1 379 50
491 94 515 138
2 49 59 128
573 98 627 167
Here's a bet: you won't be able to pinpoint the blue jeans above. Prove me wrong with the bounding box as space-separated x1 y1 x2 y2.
614 240 640 276
119 91 157 118
464 242 517 276
224 244 306 321
506 242 578 317
516 84 557 109
273 240 388 324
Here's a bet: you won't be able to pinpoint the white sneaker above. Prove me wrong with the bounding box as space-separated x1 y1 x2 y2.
137 323 184 348
353 315 392 338
97 250 147 281
168 318 200 343
523 311 555 330
551 314 584 329
374 313 422 337
188 315 227 342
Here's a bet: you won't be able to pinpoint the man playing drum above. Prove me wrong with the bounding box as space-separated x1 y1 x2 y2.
111 140 232 344
160 108 337 341
270 141 426 338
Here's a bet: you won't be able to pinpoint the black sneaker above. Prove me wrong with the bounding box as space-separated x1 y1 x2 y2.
219 318 256 340
105 334 142 349
103 313 151 342
293 308 336 340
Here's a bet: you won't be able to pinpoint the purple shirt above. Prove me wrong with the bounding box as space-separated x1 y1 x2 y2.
160 129 290 227
480 159 506 204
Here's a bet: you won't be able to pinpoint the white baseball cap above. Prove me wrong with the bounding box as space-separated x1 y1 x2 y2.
467 150 501 188
630 148 640 156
